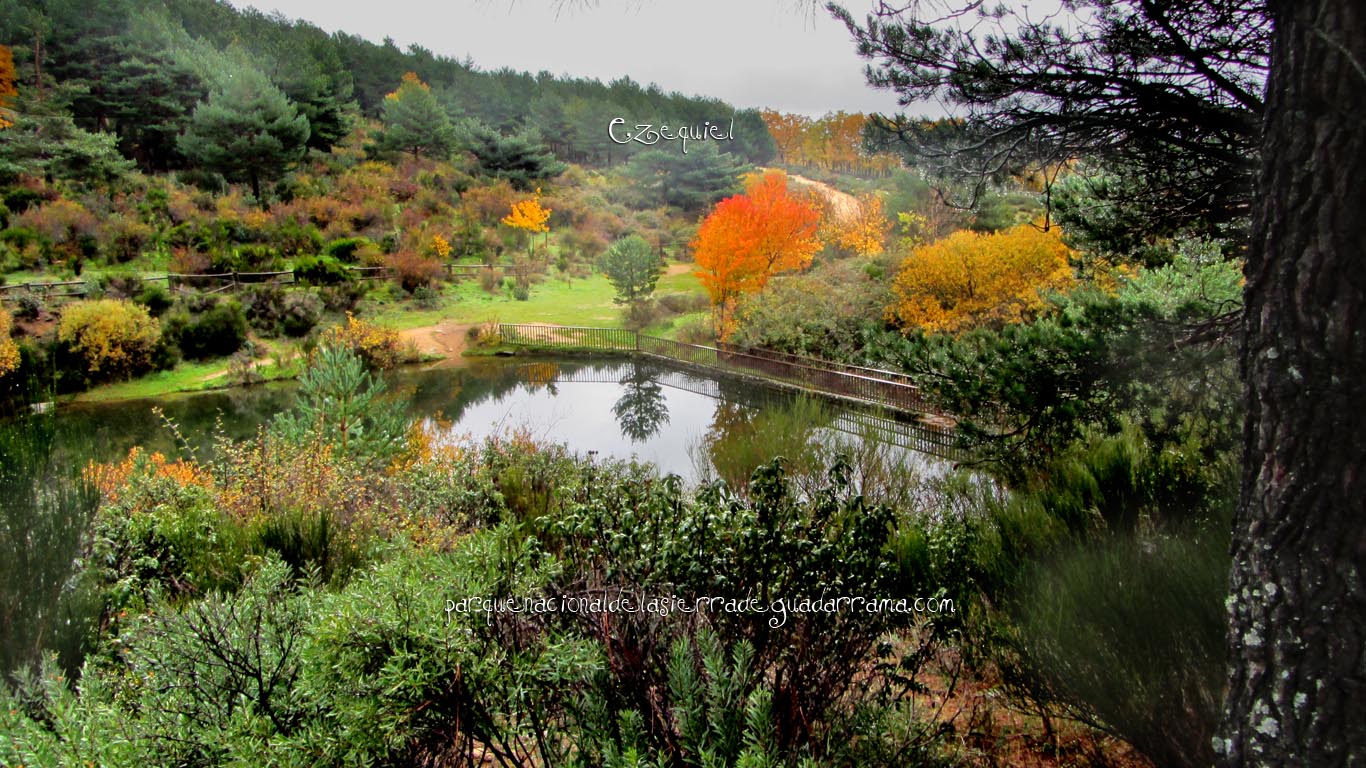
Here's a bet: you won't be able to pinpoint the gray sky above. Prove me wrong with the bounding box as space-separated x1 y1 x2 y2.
226 0 915 117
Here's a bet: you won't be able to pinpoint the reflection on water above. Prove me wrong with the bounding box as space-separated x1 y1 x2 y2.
613 367 670 442
46 358 957 485
3 356 956 677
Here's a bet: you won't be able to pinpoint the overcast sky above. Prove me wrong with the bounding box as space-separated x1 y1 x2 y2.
226 0 920 118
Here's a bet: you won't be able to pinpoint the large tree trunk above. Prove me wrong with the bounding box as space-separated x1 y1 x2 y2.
1219 1 1366 764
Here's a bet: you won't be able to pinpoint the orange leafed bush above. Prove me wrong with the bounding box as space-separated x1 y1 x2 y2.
386 249 444 293
85 447 213 504
692 170 821 337
888 224 1076 333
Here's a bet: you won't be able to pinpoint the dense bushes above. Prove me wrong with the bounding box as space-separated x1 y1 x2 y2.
162 299 248 360
239 284 322 337
0 399 979 767
292 254 352 285
321 235 373 262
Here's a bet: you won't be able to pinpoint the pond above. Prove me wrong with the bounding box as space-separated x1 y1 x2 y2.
1 357 955 678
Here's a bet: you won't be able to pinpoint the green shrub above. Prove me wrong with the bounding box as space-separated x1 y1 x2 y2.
238 283 286 334
270 219 323 256
233 243 283 271
298 530 599 766
83 450 249 621
133 283 173 316
1 187 49 214
280 291 322 337
292 254 353 286
3 223 52 255
11 289 42 321
411 284 441 309
1010 532 1228 768
318 281 367 312
115 558 313 765
322 236 372 263
163 299 248 360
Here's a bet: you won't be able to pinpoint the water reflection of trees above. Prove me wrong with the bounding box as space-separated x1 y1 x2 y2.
0 416 100 678
612 367 670 442
697 396 945 507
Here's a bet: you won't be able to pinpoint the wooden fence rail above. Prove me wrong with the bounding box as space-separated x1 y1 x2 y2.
499 324 639 352
0 260 523 304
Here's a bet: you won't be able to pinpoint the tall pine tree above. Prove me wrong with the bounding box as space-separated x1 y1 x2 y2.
177 66 309 203
372 71 454 160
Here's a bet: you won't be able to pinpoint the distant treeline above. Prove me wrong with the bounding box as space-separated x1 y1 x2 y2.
0 0 777 171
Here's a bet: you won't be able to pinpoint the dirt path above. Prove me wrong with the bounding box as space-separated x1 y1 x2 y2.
782 171 862 222
402 321 473 360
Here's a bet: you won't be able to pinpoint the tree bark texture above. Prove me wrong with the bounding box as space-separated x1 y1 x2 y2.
1221 0 1366 764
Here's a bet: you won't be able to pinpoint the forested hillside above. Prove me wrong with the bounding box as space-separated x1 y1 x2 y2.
0 0 776 177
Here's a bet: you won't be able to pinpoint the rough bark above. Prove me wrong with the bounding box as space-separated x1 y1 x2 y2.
1219 1 1366 764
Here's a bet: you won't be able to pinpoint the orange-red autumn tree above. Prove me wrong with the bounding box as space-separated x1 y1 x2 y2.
693 171 822 337
0 45 16 129
888 224 1076 333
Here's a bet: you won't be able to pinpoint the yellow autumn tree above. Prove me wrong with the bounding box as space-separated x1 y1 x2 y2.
888 224 1076 333
502 189 552 256
825 193 890 256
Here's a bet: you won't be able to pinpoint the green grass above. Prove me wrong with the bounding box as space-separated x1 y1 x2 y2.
73 341 300 403
59 263 708 401
364 263 705 331
72 360 233 402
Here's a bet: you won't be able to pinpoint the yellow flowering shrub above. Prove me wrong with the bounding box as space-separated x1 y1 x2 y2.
888 224 1076 333
321 313 410 370
57 299 161 380
0 307 19 377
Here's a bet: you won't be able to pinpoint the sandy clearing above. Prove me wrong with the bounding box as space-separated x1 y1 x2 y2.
783 172 863 223
402 321 473 360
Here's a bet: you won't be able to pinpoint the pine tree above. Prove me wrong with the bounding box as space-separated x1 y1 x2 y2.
268 345 408 468
373 72 454 160
177 67 309 203
600 234 665 306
